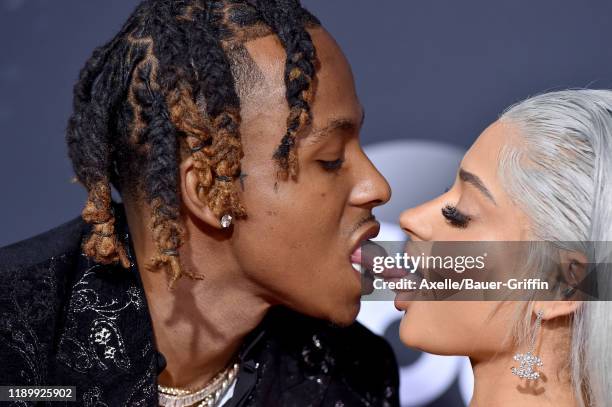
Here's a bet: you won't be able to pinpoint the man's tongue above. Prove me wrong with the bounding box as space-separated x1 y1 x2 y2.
350 246 362 264
351 240 389 273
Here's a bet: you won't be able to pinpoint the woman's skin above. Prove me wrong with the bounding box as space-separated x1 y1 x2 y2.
397 120 581 407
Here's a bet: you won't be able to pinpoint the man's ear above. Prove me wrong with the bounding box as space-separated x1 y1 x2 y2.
180 157 225 229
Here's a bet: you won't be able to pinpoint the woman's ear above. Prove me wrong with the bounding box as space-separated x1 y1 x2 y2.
533 250 587 319
531 300 582 321
180 157 226 230
557 249 590 301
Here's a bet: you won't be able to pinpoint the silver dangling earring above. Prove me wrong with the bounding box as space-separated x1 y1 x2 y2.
511 310 544 380
220 214 233 229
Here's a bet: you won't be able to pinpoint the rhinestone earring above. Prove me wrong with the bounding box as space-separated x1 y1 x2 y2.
220 214 233 229
511 310 544 380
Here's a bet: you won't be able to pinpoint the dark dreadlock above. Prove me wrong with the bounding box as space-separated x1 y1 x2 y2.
66 0 320 286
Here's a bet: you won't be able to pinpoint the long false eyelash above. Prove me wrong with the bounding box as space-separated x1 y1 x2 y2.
442 204 471 228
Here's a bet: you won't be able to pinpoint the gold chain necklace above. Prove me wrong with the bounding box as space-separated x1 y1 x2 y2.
158 361 240 407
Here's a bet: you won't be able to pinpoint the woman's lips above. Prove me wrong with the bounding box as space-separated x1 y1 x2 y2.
394 297 411 311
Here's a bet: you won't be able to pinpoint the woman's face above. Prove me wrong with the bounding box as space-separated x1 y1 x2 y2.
397 120 533 360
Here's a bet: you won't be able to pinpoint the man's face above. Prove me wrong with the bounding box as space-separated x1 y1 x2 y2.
230 28 391 326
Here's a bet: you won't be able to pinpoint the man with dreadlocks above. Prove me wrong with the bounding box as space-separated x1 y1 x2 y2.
0 0 399 405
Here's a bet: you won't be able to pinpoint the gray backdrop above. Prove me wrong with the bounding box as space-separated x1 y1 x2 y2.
2 0 612 245
1 1 612 406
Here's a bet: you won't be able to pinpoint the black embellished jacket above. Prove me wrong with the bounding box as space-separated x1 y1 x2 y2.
0 211 399 406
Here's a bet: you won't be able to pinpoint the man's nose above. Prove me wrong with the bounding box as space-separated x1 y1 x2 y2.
349 153 392 209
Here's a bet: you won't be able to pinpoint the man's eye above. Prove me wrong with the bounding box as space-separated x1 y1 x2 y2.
318 159 345 171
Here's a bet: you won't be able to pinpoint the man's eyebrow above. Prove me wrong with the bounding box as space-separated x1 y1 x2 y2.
303 110 365 146
459 168 497 205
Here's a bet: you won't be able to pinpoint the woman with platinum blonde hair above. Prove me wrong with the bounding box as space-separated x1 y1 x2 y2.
396 89 612 406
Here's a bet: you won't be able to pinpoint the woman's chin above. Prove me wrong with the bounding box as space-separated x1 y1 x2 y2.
398 314 428 351
398 315 463 356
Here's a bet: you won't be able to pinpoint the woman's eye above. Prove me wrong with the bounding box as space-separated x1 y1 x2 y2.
441 204 471 228
318 158 345 171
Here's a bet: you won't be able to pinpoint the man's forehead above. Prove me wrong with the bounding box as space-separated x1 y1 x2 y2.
239 26 334 92
242 34 288 82
235 26 361 142
230 34 288 112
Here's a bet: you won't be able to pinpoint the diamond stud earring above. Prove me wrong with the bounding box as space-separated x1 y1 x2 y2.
220 214 233 229
511 310 544 380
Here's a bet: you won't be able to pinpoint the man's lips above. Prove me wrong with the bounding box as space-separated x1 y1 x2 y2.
350 246 362 265
349 222 380 264
348 222 380 281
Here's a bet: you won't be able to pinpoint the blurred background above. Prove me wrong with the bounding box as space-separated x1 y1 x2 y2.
2 1 612 405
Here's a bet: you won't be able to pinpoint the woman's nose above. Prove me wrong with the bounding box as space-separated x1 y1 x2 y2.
399 200 437 241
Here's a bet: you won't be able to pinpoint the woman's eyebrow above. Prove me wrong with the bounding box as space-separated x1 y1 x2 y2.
459 168 497 205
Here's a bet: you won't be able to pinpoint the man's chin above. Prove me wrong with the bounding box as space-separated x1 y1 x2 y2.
287 294 361 327
324 300 361 327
